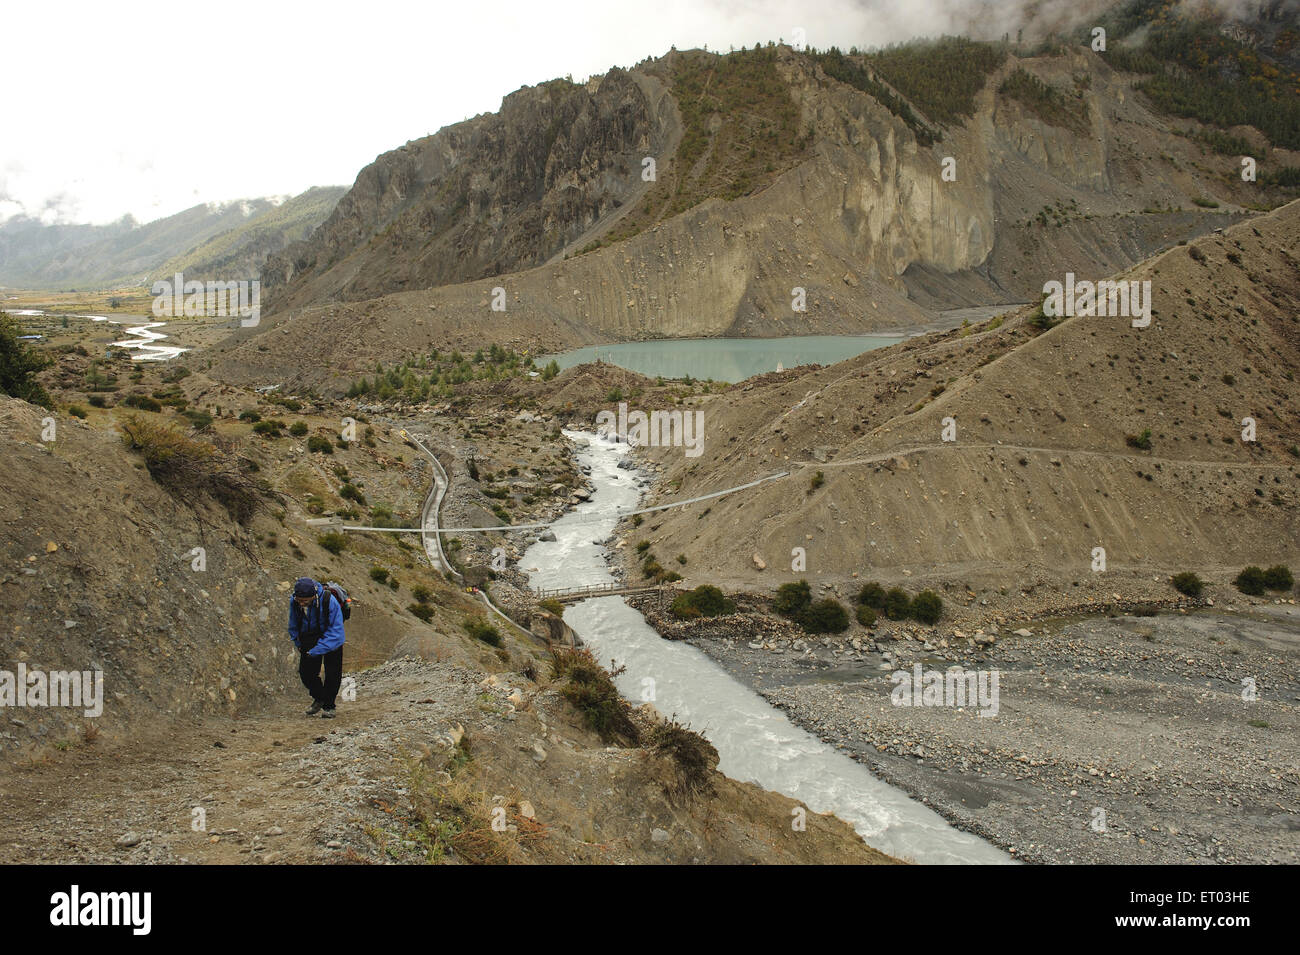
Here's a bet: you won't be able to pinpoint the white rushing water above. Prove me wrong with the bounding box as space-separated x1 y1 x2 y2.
521 430 1012 864
109 321 187 361
8 309 185 360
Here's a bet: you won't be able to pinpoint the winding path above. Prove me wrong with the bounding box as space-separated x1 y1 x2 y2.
398 429 539 642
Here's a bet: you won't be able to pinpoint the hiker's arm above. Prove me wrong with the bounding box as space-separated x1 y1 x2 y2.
309 598 345 655
287 603 302 647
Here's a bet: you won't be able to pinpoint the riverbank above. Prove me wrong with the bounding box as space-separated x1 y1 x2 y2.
640 600 1300 864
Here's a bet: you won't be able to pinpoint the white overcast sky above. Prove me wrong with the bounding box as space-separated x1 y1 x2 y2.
2 0 1105 225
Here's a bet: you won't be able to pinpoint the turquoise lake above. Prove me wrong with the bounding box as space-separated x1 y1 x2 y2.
541 334 908 382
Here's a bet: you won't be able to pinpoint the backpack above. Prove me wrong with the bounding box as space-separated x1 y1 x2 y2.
321 581 352 622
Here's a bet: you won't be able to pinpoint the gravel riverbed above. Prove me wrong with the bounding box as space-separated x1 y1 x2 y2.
642 601 1300 864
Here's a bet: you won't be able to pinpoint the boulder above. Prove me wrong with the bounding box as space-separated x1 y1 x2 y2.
530 610 582 647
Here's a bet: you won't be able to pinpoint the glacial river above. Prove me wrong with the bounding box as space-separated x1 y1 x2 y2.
520 430 1012 864
8 309 186 360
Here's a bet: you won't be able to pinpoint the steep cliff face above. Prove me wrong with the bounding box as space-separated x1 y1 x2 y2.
261 69 669 310
215 39 1295 391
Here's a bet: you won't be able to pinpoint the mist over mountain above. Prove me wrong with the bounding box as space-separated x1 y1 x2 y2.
0 188 344 289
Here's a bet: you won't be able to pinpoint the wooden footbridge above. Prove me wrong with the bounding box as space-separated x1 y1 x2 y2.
533 582 671 604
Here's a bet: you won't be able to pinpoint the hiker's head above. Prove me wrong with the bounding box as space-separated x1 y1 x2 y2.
293 577 318 607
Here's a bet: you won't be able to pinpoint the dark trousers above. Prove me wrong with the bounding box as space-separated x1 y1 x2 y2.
299 647 344 709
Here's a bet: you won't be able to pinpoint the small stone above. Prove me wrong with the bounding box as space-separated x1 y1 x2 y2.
651 828 670 843
116 832 141 848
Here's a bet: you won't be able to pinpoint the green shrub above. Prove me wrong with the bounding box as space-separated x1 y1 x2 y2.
909 590 943 624
412 584 433 603
340 483 366 504
182 409 212 430
855 604 877 627
318 532 348 555
252 419 283 436
883 588 912 620
0 312 53 407
409 603 434 622
1170 572 1204 598
1263 565 1294 591
808 470 825 494
1234 566 1267 596
550 647 639 744
858 582 886 608
464 618 502 647
670 585 734 619
369 566 390 584
122 393 162 412
238 410 261 422
801 598 849 634
289 421 309 436
68 405 87 419
539 598 565 616
773 580 812 617
649 719 717 804
307 435 333 454
1125 429 1153 451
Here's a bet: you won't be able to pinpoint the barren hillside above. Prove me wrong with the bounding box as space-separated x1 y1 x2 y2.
627 199 1300 601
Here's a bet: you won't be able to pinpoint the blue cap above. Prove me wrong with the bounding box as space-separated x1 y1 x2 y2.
293 577 317 599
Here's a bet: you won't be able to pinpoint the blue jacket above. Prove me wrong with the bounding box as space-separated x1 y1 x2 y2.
288 582 345 656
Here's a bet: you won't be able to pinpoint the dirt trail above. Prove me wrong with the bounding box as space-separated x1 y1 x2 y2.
0 673 415 864
1 655 894 865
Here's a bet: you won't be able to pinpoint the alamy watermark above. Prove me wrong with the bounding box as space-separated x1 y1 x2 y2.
890 664 1000 717
0 664 103 717
1042 272 1151 328
152 271 260 327
595 402 704 457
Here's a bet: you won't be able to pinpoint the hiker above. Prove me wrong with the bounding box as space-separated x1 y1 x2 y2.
288 577 346 718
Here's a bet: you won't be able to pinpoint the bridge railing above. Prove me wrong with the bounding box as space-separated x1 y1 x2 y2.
534 581 668 601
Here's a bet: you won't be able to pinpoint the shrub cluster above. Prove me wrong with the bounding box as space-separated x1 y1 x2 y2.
772 580 850 634
858 581 944 624
550 647 639 744
464 618 502 647
1234 565 1294 596
670 585 735 620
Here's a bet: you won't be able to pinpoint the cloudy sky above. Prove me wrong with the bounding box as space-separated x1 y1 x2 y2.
2 0 1121 225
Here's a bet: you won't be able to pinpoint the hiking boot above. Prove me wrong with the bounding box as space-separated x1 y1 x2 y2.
320 709 336 719
305 701 323 716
